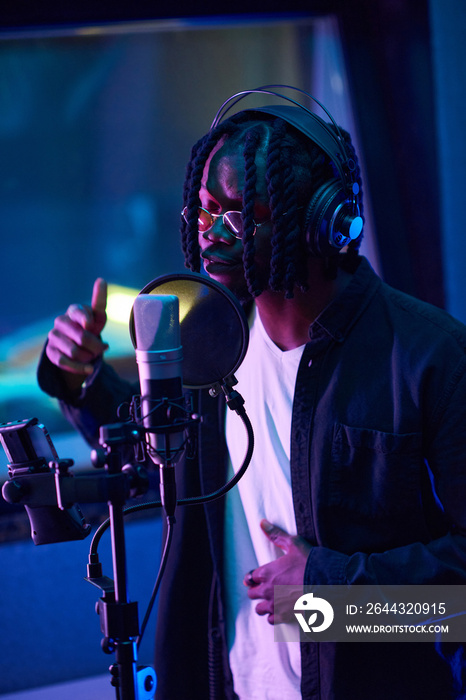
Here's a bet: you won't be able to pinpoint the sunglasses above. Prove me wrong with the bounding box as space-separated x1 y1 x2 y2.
182 206 267 239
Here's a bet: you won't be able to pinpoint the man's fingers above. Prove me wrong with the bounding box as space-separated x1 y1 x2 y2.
260 519 293 554
46 315 109 381
53 316 108 357
254 600 272 617
91 278 108 316
67 279 107 335
66 303 94 327
86 278 108 335
46 341 95 376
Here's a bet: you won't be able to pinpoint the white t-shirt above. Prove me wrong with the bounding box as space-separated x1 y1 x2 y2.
224 305 305 699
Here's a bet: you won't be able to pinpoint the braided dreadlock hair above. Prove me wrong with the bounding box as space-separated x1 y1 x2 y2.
180 110 363 298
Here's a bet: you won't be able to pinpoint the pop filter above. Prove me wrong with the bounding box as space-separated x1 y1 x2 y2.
129 272 249 389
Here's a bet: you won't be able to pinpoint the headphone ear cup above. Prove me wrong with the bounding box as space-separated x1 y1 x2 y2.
304 179 363 257
304 180 342 256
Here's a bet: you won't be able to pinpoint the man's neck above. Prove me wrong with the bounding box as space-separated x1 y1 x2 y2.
255 263 352 351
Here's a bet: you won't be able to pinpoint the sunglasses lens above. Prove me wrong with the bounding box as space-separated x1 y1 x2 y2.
197 208 214 232
224 211 243 237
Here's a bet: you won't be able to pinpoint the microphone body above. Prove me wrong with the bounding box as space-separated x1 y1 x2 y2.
132 294 184 468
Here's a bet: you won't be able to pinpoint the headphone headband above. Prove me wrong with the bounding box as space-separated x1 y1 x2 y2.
210 85 339 131
209 85 358 196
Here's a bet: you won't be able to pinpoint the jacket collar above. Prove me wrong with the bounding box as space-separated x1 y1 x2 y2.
309 256 381 346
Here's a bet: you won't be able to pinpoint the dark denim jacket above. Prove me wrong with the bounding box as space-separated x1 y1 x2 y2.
38 257 466 699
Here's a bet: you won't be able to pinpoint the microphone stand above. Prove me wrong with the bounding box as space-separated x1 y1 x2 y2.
87 426 141 700
86 404 198 700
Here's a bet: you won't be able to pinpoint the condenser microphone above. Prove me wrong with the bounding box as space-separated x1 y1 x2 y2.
132 294 185 469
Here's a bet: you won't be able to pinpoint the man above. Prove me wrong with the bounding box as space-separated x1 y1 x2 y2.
39 92 466 699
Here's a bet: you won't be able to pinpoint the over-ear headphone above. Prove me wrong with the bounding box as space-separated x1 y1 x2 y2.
210 85 364 257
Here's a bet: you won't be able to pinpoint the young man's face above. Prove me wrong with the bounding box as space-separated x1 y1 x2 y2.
197 138 274 301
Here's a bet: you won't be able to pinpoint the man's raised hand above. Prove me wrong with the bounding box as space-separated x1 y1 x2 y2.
46 278 109 387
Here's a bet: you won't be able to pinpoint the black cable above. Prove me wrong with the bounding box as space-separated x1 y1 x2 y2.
180 406 254 506
137 513 174 650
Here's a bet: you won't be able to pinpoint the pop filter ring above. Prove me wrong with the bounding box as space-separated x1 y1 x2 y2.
129 271 249 389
